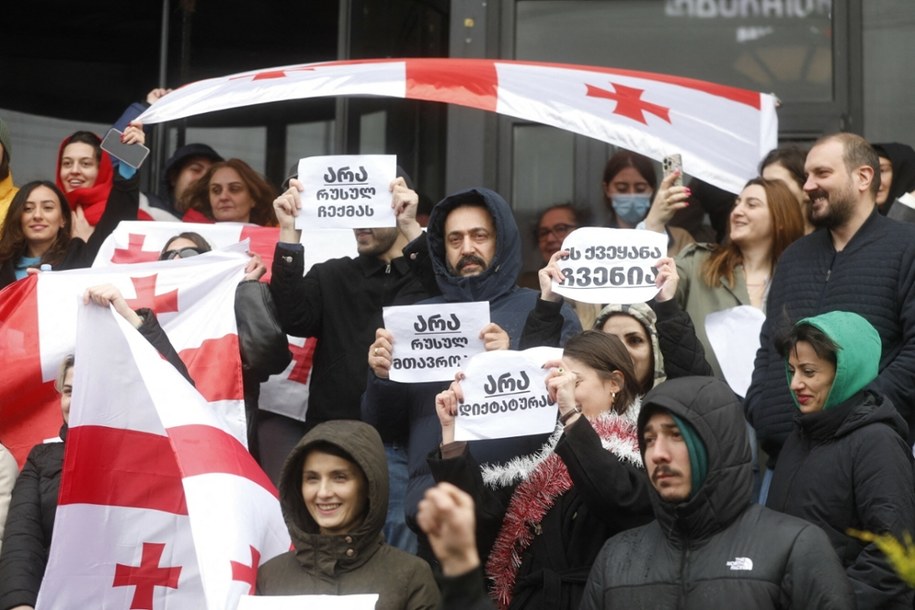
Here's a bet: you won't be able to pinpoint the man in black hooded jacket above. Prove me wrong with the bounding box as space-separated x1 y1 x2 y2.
580 376 854 610
362 187 581 553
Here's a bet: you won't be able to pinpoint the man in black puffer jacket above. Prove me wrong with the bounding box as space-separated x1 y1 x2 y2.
580 376 854 610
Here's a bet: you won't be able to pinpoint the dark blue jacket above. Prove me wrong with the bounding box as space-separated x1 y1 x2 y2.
361 187 580 528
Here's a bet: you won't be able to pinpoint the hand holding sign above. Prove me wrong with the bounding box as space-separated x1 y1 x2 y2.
383 302 489 383
435 372 466 445
653 257 679 303
391 177 423 242
368 328 395 379
544 358 580 425
453 347 563 442
553 228 667 304
296 155 398 229
537 250 569 303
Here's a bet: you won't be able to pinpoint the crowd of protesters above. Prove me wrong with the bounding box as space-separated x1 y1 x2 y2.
0 88 914 610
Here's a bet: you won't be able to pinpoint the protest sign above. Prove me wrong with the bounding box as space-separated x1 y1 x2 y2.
454 347 562 442
295 155 397 229
384 301 489 383
552 227 666 304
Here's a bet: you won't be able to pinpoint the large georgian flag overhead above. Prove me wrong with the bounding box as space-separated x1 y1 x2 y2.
0 250 249 466
35 300 290 609
136 58 778 193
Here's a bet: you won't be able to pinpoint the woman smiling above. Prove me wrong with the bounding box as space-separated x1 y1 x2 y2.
257 420 438 609
766 311 915 608
674 177 804 378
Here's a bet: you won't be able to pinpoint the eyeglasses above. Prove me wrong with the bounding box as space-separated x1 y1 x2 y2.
537 224 577 241
159 247 204 261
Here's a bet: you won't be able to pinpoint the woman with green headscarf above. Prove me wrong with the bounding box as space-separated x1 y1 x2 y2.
766 310 915 609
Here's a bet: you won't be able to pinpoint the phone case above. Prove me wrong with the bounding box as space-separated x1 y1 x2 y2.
100 128 150 169
663 154 683 188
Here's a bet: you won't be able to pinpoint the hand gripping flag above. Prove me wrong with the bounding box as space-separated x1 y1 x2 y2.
91 221 358 423
35 295 291 609
0 249 249 466
136 58 778 193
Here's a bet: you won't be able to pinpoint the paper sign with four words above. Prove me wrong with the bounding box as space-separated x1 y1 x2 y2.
295 154 397 229
553 227 666 304
384 301 490 383
455 347 563 442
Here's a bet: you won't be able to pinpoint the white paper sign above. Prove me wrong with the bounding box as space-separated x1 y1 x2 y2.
705 305 765 397
237 593 379 609
295 154 397 229
384 301 490 383
552 227 667 304
454 347 563 442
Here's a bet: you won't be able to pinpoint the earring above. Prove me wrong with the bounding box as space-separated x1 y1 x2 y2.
610 391 616 406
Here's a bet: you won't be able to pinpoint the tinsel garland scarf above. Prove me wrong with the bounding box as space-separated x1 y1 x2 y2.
484 406 642 609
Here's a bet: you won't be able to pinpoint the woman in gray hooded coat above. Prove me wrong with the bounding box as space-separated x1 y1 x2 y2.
256 420 439 609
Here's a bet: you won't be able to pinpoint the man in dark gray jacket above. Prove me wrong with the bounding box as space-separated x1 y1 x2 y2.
580 376 854 610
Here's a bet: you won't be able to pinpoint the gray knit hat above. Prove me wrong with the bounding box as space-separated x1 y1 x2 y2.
0 117 11 159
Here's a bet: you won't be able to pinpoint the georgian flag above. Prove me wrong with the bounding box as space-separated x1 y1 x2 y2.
35 297 290 609
0 250 249 466
91 221 357 422
136 58 778 193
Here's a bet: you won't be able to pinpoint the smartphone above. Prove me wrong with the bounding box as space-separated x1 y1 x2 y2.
100 128 150 169
662 153 683 188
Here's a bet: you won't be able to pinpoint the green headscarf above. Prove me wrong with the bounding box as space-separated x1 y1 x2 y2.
785 311 881 411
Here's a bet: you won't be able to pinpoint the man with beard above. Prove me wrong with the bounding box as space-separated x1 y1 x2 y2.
268 175 430 435
362 187 581 562
745 132 915 501
580 377 854 609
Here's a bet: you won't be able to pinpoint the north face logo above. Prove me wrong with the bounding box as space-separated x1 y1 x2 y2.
726 557 754 571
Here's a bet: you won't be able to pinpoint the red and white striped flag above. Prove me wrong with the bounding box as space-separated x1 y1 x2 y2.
0 250 249 466
91 221 358 422
35 298 290 609
137 58 778 193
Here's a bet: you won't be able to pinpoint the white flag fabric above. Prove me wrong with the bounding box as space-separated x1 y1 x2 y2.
136 58 778 193
0 251 249 465
36 296 290 609
90 220 358 422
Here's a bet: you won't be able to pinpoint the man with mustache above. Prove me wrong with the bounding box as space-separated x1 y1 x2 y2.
363 187 581 561
580 376 854 609
744 133 915 502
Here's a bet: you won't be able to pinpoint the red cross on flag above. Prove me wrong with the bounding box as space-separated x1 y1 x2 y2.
0 249 249 466
92 220 358 423
35 298 290 610
137 58 778 194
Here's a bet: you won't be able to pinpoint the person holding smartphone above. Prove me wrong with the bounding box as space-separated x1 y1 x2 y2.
55 123 145 229
0 124 143 288
601 149 693 256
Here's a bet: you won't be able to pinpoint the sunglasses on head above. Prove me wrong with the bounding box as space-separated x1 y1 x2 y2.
159 247 204 261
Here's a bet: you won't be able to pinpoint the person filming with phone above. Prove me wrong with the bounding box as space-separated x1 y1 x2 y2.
601 149 693 257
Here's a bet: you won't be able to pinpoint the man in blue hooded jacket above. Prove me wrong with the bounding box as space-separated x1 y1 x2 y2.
362 187 581 558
